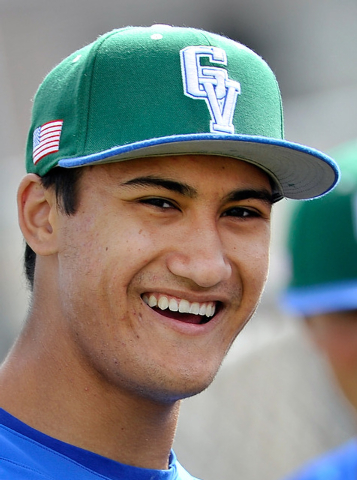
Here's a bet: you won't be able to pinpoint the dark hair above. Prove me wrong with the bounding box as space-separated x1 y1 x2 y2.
25 167 84 290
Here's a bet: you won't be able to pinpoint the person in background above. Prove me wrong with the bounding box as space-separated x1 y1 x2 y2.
281 139 357 479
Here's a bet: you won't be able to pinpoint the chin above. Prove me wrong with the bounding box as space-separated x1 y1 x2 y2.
152 370 220 404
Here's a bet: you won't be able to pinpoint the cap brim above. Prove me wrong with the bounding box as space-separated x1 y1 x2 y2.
281 280 357 316
58 133 340 200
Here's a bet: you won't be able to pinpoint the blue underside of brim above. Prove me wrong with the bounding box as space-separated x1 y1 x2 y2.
281 280 357 316
58 133 338 172
58 133 340 200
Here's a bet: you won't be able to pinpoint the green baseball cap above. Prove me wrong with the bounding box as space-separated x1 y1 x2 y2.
281 138 357 315
26 24 339 200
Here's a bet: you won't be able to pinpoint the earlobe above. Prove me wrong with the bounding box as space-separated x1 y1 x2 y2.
17 174 59 255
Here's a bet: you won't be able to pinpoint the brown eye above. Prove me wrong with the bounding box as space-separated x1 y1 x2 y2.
140 198 176 209
222 207 260 218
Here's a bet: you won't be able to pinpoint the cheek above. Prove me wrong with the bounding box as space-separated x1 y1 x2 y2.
60 212 156 273
230 228 270 288
326 342 357 410
309 320 357 372
325 335 357 371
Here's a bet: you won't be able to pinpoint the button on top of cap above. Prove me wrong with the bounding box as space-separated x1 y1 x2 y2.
150 24 173 28
150 24 172 40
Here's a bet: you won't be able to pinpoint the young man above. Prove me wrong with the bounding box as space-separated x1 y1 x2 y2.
0 25 339 479
281 139 357 480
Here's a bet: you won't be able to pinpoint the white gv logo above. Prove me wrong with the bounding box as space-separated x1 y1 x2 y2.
180 46 241 134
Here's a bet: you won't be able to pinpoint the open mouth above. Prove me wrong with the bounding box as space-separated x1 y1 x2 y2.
142 293 219 325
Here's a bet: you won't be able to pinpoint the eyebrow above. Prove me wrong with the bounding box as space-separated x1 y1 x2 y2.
121 176 197 198
225 189 274 205
121 176 274 205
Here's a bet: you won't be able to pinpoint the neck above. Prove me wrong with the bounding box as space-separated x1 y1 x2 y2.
0 312 181 470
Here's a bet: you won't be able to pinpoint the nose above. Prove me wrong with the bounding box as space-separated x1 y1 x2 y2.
166 224 232 288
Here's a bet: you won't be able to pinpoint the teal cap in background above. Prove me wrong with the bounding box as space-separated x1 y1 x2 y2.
281 139 357 315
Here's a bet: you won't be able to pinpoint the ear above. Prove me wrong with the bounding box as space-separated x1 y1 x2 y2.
17 174 59 255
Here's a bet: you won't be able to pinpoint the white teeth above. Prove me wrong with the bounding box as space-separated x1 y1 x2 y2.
199 304 207 316
143 294 216 317
206 303 213 317
189 302 200 315
158 296 169 310
169 298 179 311
207 303 216 317
149 295 157 307
179 299 190 313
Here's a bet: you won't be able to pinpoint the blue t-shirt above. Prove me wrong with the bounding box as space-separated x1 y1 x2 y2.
0 408 199 479
284 439 357 480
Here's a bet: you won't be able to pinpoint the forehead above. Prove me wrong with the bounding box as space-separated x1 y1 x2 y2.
85 155 272 191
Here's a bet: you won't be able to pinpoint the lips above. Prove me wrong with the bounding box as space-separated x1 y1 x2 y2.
142 293 217 324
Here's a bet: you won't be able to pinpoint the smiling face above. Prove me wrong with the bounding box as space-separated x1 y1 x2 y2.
49 155 272 403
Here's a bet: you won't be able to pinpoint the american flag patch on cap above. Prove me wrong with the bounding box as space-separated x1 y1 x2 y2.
33 120 63 164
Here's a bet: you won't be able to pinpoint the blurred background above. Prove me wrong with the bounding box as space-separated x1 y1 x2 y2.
1 1 357 479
